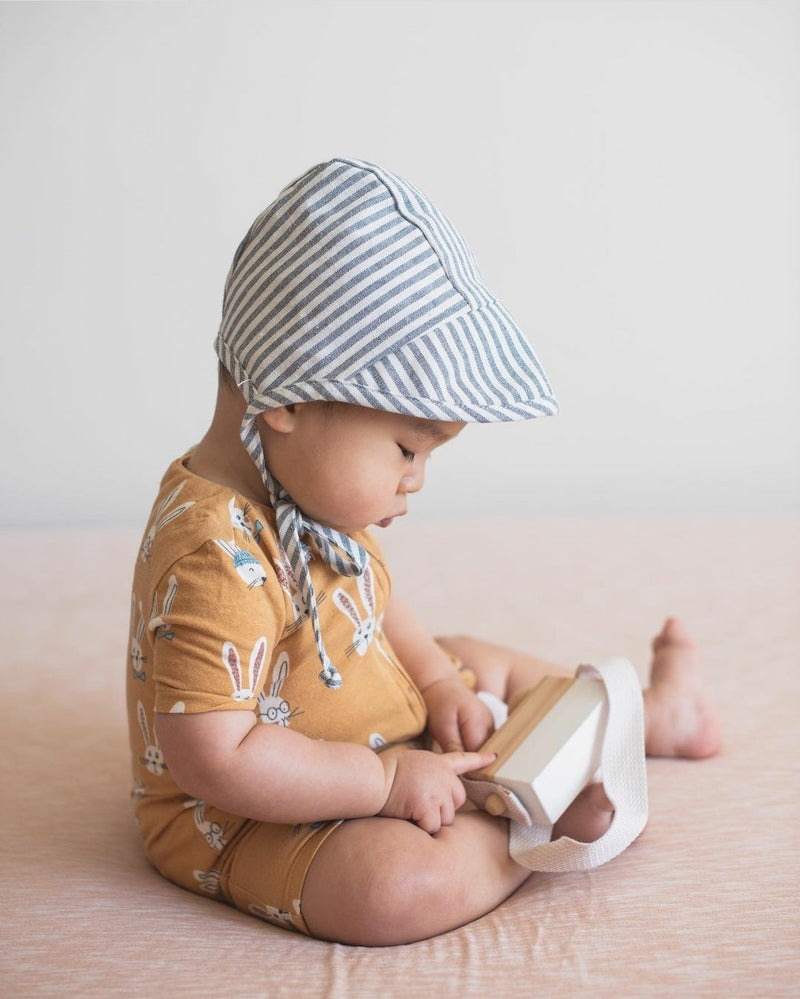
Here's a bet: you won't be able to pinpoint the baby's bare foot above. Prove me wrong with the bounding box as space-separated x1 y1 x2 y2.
552 783 615 843
643 618 722 759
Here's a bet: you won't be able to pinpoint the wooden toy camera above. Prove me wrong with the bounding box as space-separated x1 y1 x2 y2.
465 674 609 826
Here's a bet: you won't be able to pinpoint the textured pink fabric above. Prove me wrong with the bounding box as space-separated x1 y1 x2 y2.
2 518 797 997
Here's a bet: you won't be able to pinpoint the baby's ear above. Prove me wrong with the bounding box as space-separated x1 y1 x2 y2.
261 405 297 434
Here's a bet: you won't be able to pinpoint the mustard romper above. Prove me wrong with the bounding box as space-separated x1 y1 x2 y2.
126 455 428 934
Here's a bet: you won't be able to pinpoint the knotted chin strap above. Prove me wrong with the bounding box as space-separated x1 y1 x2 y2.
237 404 368 688
265 469 368 689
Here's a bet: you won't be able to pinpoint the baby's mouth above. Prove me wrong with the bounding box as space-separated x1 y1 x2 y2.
376 509 406 528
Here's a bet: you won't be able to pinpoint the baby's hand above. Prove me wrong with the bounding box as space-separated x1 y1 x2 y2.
422 678 495 753
377 746 495 834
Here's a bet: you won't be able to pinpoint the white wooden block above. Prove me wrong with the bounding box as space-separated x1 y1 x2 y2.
470 676 608 825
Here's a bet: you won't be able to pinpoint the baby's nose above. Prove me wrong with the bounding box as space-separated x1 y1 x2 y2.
401 464 425 493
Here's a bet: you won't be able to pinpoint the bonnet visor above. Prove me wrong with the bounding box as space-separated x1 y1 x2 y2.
216 157 559 427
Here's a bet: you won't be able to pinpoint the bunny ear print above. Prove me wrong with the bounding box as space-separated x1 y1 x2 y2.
137 603 146 643
163 575 178 615
274 543 298 587
227 496 238 528
248 637 268 693
156 482 186 517
273 559 291 592
222 641 243 694
271 652 290 695
222 638 266 700
149 576 179 641
149 588 159 623
359 563 376 618
333 589 362 628
130 594 146 639
137 701 150 744
141 482 195 562
152 482 193 532
156 504 193 531
228 495 253 536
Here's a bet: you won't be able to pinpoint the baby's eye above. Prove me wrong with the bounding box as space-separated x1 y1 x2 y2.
398 445 416 463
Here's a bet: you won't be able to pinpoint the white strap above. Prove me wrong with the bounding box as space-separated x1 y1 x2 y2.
508 657 648 871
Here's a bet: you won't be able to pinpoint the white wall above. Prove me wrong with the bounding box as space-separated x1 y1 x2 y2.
1 0 797 528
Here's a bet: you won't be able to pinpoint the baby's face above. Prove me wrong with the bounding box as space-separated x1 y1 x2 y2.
261 403 464 533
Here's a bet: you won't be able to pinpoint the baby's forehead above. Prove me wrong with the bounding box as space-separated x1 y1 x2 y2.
336 403 463 444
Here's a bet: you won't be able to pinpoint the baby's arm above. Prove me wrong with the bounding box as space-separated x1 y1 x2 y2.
382 594 494 752
155 710 492 834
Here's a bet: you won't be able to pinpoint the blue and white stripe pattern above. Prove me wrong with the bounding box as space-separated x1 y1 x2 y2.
216 157 558 429
215 158 559 686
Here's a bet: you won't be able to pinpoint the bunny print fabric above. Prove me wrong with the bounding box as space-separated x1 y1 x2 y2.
126 454 428 934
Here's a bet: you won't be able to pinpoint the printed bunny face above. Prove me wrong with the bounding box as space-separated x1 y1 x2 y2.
260 403 464 532
248 900 300 928
228 495 255 537
257 652 300 727
215 539 267 588
143 744 165 775
183 799 231 852
130 597 148 682
137 701 166 776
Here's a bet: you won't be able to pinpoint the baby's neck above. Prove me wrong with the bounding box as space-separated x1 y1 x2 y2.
187 418 268 506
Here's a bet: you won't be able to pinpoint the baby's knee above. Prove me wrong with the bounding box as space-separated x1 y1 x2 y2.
304 826 464 945
358 845 457 941
436 634 514 698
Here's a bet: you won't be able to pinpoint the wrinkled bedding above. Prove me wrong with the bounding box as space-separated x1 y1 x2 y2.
2 517 797 997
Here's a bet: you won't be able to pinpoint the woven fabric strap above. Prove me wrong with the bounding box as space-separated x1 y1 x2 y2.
265 469 368 689
507 657 648 871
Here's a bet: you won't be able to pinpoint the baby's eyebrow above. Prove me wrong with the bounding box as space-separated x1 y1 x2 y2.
404 420 462 446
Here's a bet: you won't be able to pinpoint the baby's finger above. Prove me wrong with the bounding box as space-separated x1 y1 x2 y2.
439 798 456 829
415 804 442 835
432 718 463 754
459 710 494 752
442 750 496 775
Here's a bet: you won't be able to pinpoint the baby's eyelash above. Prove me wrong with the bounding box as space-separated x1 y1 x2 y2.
398 445 416 462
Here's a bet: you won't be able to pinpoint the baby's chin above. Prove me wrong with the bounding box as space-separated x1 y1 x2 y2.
306 513 397 534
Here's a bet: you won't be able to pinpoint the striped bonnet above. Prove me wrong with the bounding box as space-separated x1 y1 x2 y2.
214 158 558 688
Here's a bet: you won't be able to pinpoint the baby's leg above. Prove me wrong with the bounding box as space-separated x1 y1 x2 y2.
438 634 568 702
438 617 721 760
302 809 527 946
302 620 723 945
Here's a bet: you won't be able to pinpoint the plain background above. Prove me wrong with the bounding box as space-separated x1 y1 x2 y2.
1 0 797 529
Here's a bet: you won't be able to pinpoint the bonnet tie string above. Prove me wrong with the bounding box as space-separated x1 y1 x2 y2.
265 468 368 689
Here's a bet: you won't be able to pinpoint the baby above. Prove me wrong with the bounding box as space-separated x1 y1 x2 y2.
126 158 720 946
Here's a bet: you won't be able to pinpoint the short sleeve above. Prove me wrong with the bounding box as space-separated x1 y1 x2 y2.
151 538 285 715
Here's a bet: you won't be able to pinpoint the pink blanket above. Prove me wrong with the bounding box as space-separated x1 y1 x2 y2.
2 517 797 996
